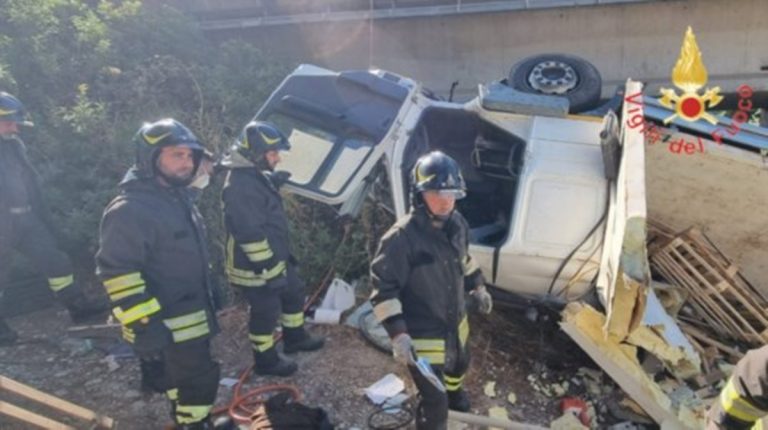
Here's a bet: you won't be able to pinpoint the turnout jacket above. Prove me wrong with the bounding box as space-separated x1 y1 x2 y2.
708 345 768 430
0 135 46 215
96 171 217 343
370 208 485 348
222 165 290 287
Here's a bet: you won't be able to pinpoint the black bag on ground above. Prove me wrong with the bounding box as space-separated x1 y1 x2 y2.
251 392 334 430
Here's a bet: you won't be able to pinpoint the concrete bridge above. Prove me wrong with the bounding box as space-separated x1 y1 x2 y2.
156 0 767 106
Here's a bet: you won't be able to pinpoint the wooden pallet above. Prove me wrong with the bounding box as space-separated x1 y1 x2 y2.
650 228 768 347
647 219 678 255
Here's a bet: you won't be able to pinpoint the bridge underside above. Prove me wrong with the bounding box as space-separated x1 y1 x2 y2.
158 0 768 104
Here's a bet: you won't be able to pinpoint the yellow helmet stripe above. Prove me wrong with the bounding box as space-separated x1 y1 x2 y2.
143 131 171 145
259 130 281 146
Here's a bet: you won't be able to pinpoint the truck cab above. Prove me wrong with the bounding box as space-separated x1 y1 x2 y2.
253 63 629 304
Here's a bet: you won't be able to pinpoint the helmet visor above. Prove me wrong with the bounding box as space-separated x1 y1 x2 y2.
432 189 466 200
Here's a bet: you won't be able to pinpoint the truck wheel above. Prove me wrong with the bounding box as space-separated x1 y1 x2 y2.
508 54 602 113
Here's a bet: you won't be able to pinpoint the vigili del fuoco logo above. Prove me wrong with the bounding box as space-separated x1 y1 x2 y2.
659 26 723 124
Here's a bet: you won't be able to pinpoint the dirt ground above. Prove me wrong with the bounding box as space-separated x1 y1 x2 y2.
0 298 627 430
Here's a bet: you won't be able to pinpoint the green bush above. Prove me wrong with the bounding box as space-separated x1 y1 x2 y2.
1 0 386 303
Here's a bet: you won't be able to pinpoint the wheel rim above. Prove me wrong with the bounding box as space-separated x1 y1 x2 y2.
527 60 579 95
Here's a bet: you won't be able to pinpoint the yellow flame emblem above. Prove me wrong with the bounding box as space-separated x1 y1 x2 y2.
659 27 722 124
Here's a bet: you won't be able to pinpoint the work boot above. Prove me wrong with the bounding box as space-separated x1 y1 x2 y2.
447 389 471 412
253 348 297 377
0 318 18 347
282 326 325 354
59 289 109 324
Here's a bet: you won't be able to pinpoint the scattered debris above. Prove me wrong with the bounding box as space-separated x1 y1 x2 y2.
364 373 405 405
310 278 357 324
219 377 239 388
484 381 497 398
607 422 644 430
102 355 120 372
604 393 654 424
488 407 509 430
561 303 705 429
550 412 589 430
561 397 591 427
506 392 517 405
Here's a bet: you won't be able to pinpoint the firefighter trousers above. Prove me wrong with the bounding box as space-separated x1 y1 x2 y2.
410 333 471 430
240 263 306 356
163 338 220 426
0 213 80 318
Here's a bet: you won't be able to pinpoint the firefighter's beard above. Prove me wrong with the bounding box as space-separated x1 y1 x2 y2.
157 170 195 187
154 153 200 188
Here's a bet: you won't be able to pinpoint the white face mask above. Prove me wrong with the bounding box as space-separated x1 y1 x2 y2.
189 172 210 190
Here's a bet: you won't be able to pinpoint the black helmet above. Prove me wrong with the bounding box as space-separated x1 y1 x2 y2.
232 120 290 163
411 151 467 200
132 118 204 181
0 92 33 126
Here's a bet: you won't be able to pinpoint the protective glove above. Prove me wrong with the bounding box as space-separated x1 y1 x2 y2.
470 285 493 314
391 333 416 366
131 320 172 361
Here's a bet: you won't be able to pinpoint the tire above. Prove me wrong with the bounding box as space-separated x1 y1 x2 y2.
508 53 602 113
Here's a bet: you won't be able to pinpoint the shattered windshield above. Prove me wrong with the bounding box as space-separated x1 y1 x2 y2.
268 112 375 195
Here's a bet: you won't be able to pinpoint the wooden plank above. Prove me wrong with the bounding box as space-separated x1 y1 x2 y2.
680 324 745 360
0 401 74 430
0 376 114 428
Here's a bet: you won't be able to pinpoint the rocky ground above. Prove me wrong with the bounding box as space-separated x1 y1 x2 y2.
0 297 644 429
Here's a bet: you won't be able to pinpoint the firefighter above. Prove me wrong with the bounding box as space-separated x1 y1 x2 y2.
370 150 493 429
221 120 324 377
96 119 221 429
707 345 768 430
0 92 104 346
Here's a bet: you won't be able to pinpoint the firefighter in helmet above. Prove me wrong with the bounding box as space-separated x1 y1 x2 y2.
0 91 105 346
221 120 324 377
370 150 493 429
96 119 222 429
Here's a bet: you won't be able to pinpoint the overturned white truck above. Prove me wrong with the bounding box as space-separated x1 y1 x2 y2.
251 55 767 429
